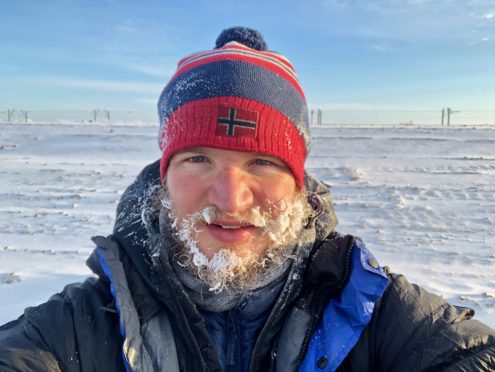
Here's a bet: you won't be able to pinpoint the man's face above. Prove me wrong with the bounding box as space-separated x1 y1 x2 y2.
164 147 299 260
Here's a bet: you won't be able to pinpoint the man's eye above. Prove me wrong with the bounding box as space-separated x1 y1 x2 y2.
254 159 274 166
187 156 207 163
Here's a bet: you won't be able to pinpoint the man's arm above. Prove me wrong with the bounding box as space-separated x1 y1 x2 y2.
0 316 62 371
344 274 495 372
0 277 122 371
359 273 495 371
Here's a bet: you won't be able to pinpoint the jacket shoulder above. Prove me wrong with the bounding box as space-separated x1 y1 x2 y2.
348 272 495 371
0 277 123 371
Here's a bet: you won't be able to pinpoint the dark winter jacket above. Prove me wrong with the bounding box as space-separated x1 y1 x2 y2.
1 160 494 371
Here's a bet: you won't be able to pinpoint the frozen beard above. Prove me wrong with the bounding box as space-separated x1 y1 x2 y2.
160 190 311 292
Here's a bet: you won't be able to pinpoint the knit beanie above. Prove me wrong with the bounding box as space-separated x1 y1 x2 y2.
157 26 310 188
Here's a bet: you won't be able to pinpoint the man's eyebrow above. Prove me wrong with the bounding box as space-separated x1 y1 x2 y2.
177 148 208 155
254 153 276 157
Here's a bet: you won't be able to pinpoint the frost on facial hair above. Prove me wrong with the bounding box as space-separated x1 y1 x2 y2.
262 195 309 247
160 194 208 268
159 190 311 293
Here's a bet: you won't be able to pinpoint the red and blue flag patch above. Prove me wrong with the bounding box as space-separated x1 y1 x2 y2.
216 106 258 139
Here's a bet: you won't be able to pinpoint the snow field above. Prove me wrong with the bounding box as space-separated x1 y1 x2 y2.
0 122 493 327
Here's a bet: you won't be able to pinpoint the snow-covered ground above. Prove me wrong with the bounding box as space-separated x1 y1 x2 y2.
1 122 494 327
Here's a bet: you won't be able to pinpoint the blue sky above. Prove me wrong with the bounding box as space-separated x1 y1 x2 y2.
1 0 494 123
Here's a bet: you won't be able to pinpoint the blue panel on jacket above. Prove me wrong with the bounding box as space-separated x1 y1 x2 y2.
300 240 389 372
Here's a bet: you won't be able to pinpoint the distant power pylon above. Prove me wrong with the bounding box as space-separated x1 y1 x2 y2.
91 109 111 122
92 109 99 122
19 110 28 122
7 109 15 122
441 107 460 125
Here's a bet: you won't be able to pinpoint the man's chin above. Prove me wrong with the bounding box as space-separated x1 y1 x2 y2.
195 240 269 261
177 242 289 292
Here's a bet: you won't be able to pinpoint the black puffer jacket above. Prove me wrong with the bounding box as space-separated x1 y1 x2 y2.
1 161 494 371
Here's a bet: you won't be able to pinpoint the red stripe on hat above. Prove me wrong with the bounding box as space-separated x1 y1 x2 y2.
159 97 306 189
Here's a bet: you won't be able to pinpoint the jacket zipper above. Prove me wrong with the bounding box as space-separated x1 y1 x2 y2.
227 311 239 371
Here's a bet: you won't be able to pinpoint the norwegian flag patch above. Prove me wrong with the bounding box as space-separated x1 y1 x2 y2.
216 106 258 139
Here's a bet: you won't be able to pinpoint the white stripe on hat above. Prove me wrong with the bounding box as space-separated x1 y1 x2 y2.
177 42 300 82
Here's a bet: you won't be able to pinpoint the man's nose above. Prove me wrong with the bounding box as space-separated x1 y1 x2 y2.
208 166 254 213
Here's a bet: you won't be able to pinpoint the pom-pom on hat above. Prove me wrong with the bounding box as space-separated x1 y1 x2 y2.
157 26 310 188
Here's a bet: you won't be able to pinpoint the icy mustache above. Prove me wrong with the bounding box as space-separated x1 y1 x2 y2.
178 196 306 247
199 206 271 228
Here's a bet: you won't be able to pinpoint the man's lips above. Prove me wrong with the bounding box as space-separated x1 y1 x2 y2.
204 221 257 243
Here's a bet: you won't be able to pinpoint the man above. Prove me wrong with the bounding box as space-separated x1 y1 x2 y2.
0 26 494 371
